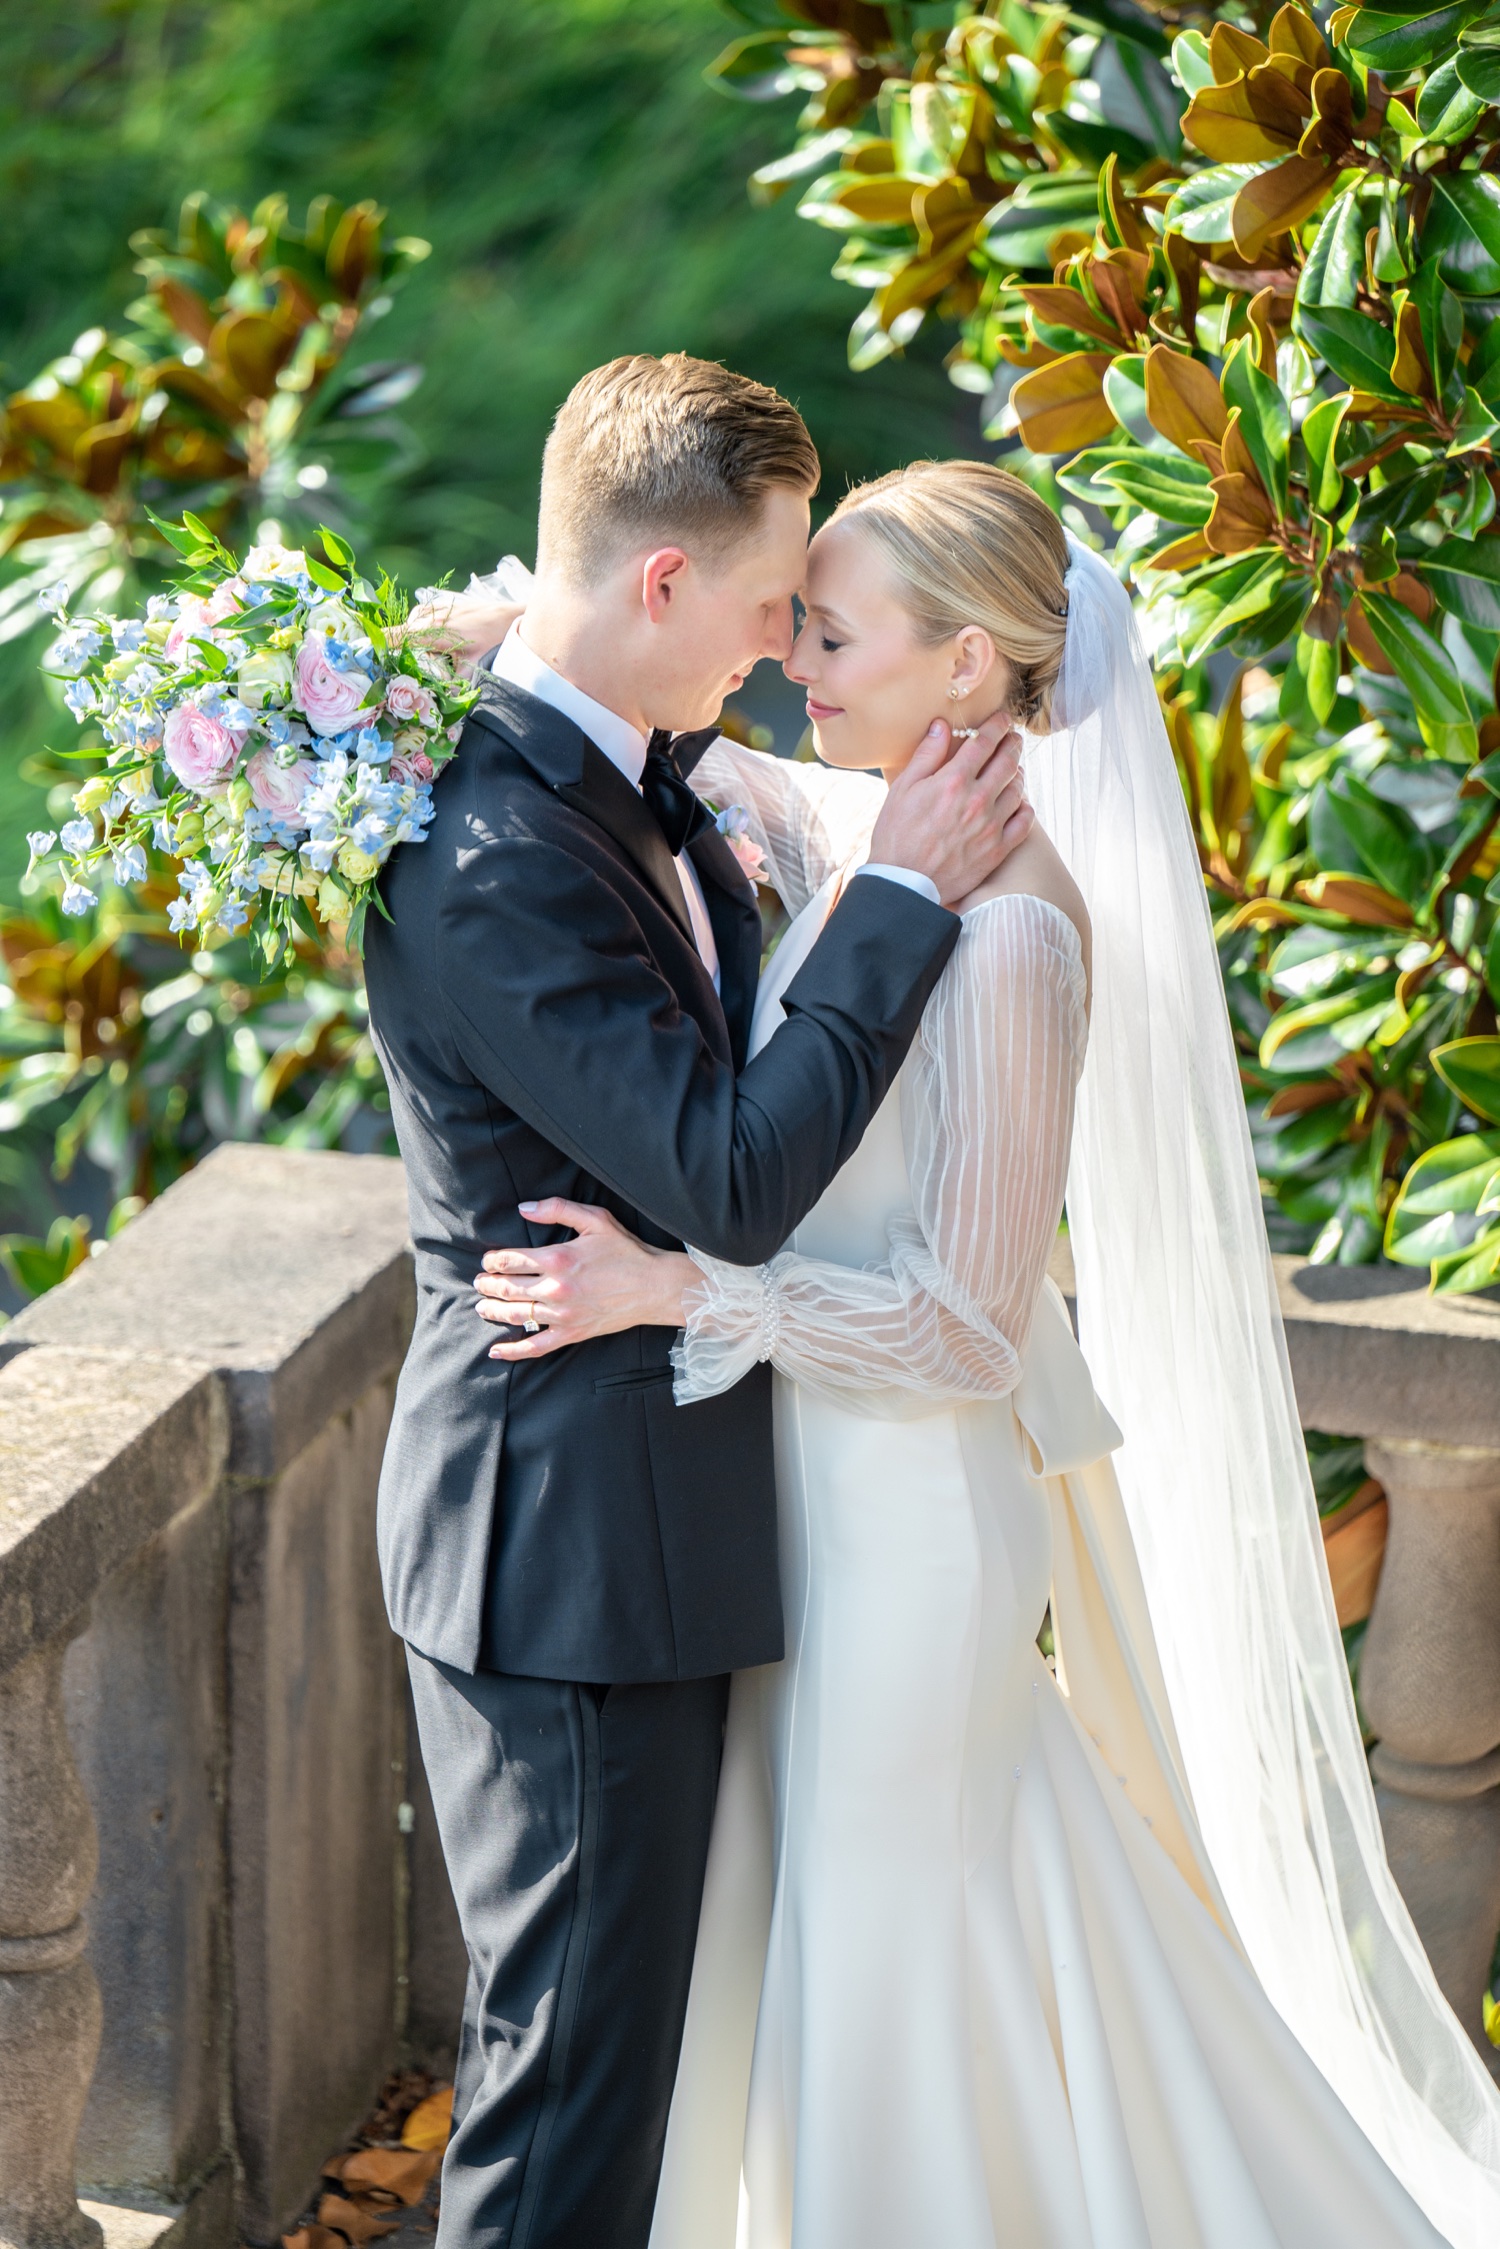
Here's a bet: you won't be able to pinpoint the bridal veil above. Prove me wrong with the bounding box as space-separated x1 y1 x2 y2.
1034 537 1500 2243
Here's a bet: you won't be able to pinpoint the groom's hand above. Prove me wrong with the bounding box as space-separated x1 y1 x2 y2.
868 713 1031 908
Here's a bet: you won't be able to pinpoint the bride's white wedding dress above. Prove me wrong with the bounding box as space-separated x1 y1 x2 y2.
647 739 1443 2249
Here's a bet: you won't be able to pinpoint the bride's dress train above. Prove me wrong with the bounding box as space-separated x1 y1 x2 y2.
645 745 1446 2249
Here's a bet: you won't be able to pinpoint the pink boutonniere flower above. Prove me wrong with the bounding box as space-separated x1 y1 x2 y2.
712 802 767 886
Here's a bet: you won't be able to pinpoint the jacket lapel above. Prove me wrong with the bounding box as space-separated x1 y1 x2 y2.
470 676 695 945
687 824 763 1071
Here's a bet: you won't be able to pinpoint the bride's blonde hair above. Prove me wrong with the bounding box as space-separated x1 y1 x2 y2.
827 460 1070 729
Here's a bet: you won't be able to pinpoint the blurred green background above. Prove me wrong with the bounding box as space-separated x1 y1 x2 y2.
0 0 982 893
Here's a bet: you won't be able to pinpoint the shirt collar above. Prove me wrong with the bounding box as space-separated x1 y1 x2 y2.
490 624 648 790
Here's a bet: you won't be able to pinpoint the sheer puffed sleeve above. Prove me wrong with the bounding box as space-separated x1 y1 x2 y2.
690 737 886 916
672 894 1088 1412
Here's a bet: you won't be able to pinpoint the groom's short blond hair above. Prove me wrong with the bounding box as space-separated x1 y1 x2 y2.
538 353 819 584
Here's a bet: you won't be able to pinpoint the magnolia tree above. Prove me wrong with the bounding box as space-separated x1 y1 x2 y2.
713 0 1500 1294
0 191 429 644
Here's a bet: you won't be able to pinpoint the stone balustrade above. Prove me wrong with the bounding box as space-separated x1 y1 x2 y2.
0 1160 1496 2249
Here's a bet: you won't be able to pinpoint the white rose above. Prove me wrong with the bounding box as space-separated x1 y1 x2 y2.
238 650 295 709
304 597 366 646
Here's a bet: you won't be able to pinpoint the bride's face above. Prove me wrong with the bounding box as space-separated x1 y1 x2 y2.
784 518 1007 776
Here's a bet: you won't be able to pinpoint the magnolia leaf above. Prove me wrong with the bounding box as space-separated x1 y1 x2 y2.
323 2149 441 2207
1166 162 1263 244
1294 872 1415 926
1011 353 1116 453
980 179 1101 270
1098 453 1214 522
1348 0 1490 71
1457 43 1500 96
1418 55 1488 138
1422 534 1500 630
1384 1131 1500 1265
1301 393 1350 513
1171 29 1216 94
1297 185 1365 312
1182 553 1289 661
1358 591 1472 728
314 2197 399 2244
1431 1226 1500 1296
1143 342 1228 458
1231 153 1336 263
1432 1036 1500 1127
1422 173 1500 298
1294 304 1404 398
401 2086 454 2152
1222 341 1290 513
1141 528 1218 570
1319 770 1435 900
1207 471 1278 553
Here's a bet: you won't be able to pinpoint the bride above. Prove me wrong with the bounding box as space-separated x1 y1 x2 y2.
470 462 1500 2246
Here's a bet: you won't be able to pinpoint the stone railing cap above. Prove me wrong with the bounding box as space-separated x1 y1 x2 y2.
0 1347 226 1670
1 1146 414 1477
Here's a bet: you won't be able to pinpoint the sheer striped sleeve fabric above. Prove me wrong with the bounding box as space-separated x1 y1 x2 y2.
672 894 1089 1414
689 738 886 916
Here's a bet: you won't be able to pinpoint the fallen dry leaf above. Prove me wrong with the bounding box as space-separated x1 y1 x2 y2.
316 2194 401 2243
282 2229 350 2249
325 2147 442 2206
401 2087 454 2153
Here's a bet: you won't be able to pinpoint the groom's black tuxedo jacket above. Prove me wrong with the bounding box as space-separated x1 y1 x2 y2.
364 675 959 1683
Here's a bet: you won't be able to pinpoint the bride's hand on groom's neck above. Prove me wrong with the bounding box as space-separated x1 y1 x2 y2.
868 714 1031 909
404 591 525 673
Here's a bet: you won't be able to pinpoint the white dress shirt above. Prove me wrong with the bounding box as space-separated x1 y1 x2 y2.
489 628 941 995
491 626 721 989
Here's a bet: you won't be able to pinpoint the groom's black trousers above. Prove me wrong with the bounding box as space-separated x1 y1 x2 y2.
407 1650 729 2249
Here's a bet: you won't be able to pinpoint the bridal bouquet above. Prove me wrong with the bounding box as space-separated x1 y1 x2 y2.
25 515 478 962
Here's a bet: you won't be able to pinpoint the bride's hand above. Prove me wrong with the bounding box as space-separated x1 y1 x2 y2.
473 1197 696 1360
404 590 525 670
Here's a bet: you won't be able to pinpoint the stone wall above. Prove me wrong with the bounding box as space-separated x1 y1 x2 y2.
0 1146 465 2249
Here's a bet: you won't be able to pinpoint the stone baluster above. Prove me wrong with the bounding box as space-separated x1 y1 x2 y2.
1359 1438 1500 2074
0 1625 103 2249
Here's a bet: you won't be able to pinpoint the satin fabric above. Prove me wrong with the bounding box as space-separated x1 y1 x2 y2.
648 879 1443 2249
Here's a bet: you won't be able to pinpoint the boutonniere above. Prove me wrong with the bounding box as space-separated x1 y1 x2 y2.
707 801 768 886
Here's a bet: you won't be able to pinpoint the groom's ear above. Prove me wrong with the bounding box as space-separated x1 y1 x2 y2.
641 547 691 623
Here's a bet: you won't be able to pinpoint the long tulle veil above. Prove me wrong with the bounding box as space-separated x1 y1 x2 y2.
1031 536 1500 2244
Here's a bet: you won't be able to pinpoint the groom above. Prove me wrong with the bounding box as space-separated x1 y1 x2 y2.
364 353 1027 2248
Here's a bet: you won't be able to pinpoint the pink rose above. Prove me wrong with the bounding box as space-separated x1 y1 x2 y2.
384 674 439 729
163 700 246 790
294 636 373 737
390 749 435 785
724 831 768 885
245 746 316 824
205 575 247 624
164 594 214 664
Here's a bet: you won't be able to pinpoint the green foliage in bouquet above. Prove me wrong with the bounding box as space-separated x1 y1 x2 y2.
0 192 429 645
712 0 1500 1294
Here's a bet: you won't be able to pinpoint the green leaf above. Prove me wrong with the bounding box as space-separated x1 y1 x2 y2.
304 558 346 593
1297 630 1340 723
1322 772 1436 901
1421 174 1500 298
1422 533 1500 629
1297 188 1367 313
1169 29 1214 94
1301 394 1350 515
1359 592 1474 727
1048 115 1154 172
1097 452 1214 523
319 527 356 569
1448 388 1500 455
1222 339 1290 516
1165 163 1260 246
1409 257 1464 408
1417 54 1487 138
1261 972 1401 1071
1179 555 1289 664
1456 43 1500 96
1295 304 1403 398
1348 0 1490 71
1102 355 1174 451
1385 1129 1500 1264
1431 1224 1500 1295
1433 1036 1500 1126
981 178 1103 270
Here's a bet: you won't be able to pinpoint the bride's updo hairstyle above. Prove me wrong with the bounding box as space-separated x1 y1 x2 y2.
828 460 1069 730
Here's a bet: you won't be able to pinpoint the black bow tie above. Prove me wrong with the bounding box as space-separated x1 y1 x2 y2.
641 730 714 857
